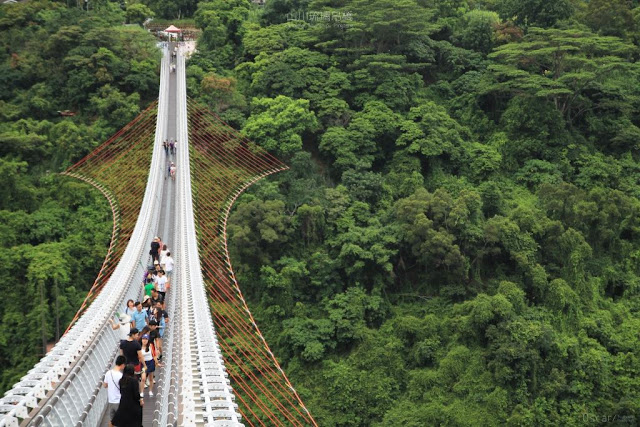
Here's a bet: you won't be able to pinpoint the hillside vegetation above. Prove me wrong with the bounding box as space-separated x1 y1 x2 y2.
0 0 159 391
2 0 640 425
186 0 640 425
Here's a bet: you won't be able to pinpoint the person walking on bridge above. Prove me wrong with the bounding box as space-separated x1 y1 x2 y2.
111 313 131 345
131 301 148 331
110 364 143 427
120 329 143 367
103 355 125 426
162 251 174 285
160 244 168 265
140 334 162 397
150 237 160 263
155 269 168 304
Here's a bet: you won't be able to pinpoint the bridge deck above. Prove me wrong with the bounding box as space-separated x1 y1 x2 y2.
99 42 179 427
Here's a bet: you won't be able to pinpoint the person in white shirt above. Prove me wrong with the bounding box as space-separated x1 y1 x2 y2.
103 355 125 424
110 313 131 344
154 270 168 308
163 252 174 283
160 244 168 265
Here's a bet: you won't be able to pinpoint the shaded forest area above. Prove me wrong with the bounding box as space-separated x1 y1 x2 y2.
185 0 640 425
2 0 640 425
0 1 160 391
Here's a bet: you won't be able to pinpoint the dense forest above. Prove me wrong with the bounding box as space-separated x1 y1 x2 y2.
0 0 160 391
3 0 640 425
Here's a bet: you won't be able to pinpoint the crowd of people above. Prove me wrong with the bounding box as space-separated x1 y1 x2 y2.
162 139 177 181
105 237 175 427
162 139 178 156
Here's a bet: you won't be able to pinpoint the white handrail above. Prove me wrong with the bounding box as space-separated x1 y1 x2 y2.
173 44 243 427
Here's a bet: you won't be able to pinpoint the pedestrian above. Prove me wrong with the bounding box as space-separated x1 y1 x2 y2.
143 295 154 313
149 237 160 263
160 244 168 265
150 289 164 308
103 355 125 426
170 163 176 181
155 270 167 304
110 364 143 427
154 260 163 275
163 252 174 283
110 313 131 345
155 301 169 324
120 329 142 366
155 302 168 361
173 140 178 155
148 320 159 345
124 299 135 317
169 139 175 155
140 334 162 397
144 275 155 297
162 139 168 155
131 301 148 331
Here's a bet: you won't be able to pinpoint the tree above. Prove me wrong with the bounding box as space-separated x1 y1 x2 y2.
487 28 638 129
397 101 468 165
141 0 199 19
349 54 423 111
125 3 154 26
195 0 251 56
0 158 33 210
236 47 332 100
584 0 633 38
200 72 245 113
384 150 424 199
345 0 437 54
242 95 318 157
242 22 308 58
457 10 500 54
227 198 291 270
497 0 573 27
328 203 397 289
89 84 140 131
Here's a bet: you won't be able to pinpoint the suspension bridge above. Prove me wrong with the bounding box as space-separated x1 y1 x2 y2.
0 43 317 427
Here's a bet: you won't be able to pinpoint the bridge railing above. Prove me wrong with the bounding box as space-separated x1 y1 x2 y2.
0 45 172 427
172 44 243 426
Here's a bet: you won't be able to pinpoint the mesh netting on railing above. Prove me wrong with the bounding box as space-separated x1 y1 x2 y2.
61 102 158 333
187 99 317 427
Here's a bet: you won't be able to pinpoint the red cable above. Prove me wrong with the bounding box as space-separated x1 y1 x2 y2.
189 139 314 424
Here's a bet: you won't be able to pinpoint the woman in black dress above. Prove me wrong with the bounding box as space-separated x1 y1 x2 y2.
111 364 143 427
